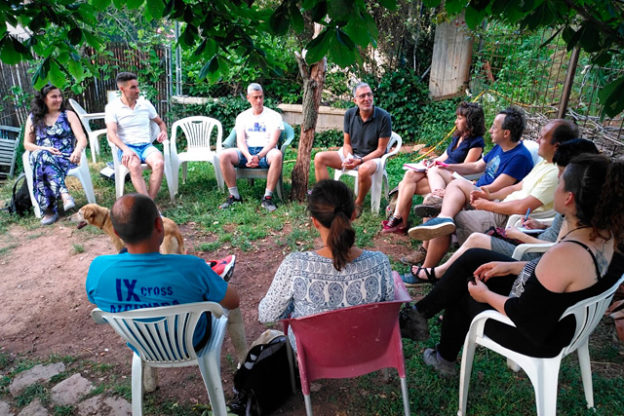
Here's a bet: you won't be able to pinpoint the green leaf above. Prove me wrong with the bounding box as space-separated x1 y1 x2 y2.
377 0 397 9
445 0 465 16
598 76 624 118
145 0 166 20
48 60 67 88
269 3 290 35
32 60 49 90
126 0 144 9
289 1 304 33
592 50 611 66
327 0 353 24
83 31 102 50
422 0 442 7
181 24 197 47
67 58 85 80
112 0 124 9
578 23 602 53
328 29 355 67
0 38 22 65
308 0 327 22
305 29 330 64
465 6 485 29
68 27 82 45
343 17 372 47
89 0 110 11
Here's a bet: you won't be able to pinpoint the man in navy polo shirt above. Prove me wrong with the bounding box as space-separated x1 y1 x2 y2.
314 82 392 217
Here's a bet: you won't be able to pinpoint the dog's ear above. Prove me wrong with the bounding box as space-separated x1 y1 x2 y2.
84 207 95 222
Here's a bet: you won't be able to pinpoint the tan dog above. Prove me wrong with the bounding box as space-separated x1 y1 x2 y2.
74 203 185 254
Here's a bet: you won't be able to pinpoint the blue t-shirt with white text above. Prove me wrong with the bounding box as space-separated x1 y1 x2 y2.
475 143 533 187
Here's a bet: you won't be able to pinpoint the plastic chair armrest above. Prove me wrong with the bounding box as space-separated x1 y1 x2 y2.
511 243 554 260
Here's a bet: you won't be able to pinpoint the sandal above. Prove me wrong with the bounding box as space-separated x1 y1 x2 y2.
400 266 437 287
606 299 624 316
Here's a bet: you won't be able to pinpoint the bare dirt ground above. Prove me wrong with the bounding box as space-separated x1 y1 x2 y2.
0 217 417 415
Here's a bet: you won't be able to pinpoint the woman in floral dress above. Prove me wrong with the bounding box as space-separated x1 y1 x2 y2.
23 85 88 225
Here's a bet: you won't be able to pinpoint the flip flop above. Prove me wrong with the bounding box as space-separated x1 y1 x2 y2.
606 299 624 316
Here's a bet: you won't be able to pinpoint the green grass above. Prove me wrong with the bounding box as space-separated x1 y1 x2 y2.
72 243 84 254
15 383 49 407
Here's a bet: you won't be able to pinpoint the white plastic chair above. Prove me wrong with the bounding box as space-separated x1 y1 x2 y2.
334 131 402 214
457 274 624 416
0 125 21 179
22 150 96 218
108 121 174 201
164 116 224 199
511 242 555 260
506 211 556 229
68 99 107 163
91 302 229 416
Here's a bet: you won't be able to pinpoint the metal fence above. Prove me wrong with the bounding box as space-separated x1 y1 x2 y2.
469 26 623 154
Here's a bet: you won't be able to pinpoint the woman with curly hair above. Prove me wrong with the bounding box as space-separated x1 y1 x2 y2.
24 85 88 225
382 102 485 241
402 153 624 377
258 179 395 339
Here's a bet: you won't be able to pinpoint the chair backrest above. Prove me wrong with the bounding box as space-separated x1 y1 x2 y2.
560 274 624 356
0 125 21 178
522 139 542 166
384 132 402 159
220 121 294 151
68 99 97 135
171 116 223 152
283 300 406 391
91 301 225 365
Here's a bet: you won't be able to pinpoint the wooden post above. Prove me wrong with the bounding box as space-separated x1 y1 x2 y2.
558 46 581 119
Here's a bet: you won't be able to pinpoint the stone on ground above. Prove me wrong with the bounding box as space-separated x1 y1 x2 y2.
50 373 94 405
0 400 15 416
9 363 65 396
77 395 131 416
16 399 47 416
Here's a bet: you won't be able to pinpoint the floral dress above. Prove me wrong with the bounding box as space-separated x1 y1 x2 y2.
29 111 77 213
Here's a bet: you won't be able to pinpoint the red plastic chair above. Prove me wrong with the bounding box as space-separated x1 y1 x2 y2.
282 298 411 416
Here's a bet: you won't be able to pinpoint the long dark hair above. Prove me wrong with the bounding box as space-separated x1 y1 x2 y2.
563 154 624 243
30 84 65 134
308 180 356 271
456 101 485 138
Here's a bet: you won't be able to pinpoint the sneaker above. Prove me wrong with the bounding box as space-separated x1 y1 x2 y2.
381 215 407 234
413 194 443 217
423 347 457 377
408 217 455 240
399 304 429 341
62 195 75 212
40 212 58 226
208 255 236 281
219 195 243 209
261 196 277 212
400 246 427 265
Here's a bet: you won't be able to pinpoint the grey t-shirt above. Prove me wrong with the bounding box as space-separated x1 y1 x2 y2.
344 106 392 157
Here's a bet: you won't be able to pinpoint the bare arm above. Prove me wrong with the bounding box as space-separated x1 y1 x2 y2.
66 111 88 164
257 128 281 159
236 126 252 160
472 195 543 216
480 173 518 194
342 132 353 158
219 285 240 310
447 159 486 175
152 115 168 143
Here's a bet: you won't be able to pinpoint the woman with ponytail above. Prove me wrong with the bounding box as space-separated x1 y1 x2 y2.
259 179 394 328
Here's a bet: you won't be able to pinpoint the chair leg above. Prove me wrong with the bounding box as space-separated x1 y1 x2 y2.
181 162 188 184
457 339 477 416
304 393 314 416
531 359 560 416
22 152 42 218
400 376 411 416
226 307 248 364
88 133 98 163
197 353 228 416
131 354 144 416
577 342 594 409
276 174 283 201
212 155 224 191
370 171 383 214
75 168 96 204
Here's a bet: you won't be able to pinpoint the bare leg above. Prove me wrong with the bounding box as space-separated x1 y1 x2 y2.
436 232 493 276
125 156 149 196
355 160 377 207
145 152 164 200
313 150 342 181
265 148 283 192
393 170 431 227
219 148 240 188
426 166 455 192
438 180 473 218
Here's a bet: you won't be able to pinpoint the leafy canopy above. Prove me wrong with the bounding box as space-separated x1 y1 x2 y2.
0 0 396 89
425 0 624 117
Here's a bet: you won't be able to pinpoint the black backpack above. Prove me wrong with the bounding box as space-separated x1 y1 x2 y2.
7 173 32 216
229 334 299 415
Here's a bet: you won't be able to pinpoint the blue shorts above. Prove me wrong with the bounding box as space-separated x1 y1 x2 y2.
237 147 270 169
118 143 160 163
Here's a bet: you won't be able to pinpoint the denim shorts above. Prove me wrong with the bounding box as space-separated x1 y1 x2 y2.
118 143 160 163
237 146 270 169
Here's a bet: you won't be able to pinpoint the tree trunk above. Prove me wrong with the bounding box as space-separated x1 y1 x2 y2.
290 32 327 202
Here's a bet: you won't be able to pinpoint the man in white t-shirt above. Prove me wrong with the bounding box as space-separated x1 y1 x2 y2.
218 83 283 212
105 72 168 200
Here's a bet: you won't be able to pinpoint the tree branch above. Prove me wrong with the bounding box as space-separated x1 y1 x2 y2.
561 0 624 48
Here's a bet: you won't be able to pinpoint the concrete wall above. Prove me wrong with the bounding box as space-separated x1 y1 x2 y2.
278 104 346 132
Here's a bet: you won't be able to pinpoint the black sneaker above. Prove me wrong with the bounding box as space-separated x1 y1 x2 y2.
219 195 243 209
261 195 277 212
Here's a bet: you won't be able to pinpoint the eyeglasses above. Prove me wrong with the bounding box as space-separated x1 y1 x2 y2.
356 92 373 99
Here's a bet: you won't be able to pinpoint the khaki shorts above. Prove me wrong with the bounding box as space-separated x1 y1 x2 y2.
338 147 382 173
454 209 509 245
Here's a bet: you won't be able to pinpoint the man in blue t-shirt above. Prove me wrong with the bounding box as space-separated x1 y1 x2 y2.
403 107 533 277
86 194 240 350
